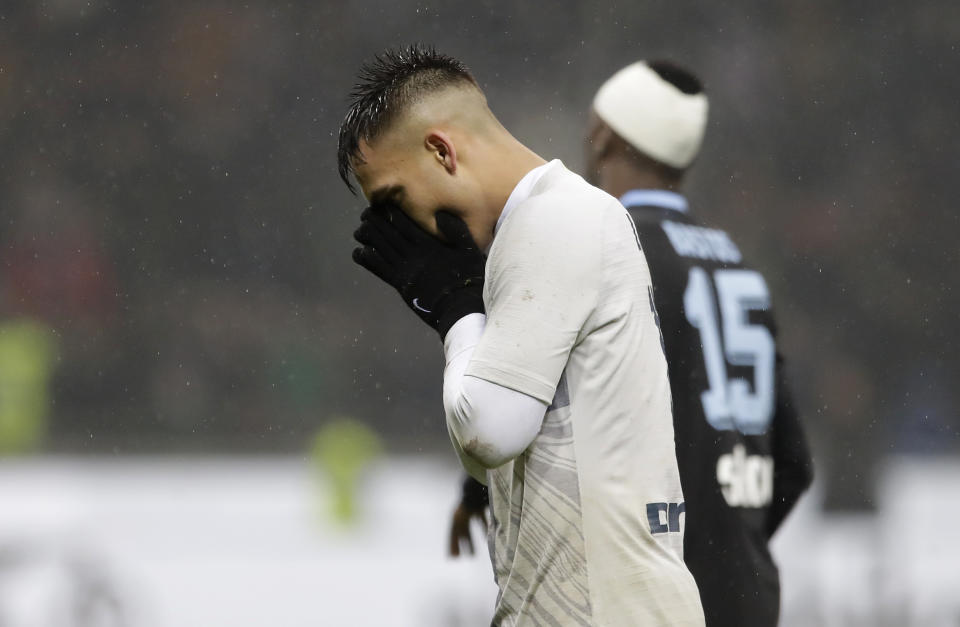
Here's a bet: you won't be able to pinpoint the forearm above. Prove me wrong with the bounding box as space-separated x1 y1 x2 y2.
768 436 814 535
768 461 813 536
443 314 547 469
767 368 814 537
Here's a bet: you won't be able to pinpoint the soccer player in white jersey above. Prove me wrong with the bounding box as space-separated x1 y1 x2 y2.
339 45 704 626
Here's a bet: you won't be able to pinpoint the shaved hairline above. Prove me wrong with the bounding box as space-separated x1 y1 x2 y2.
349 83 495 170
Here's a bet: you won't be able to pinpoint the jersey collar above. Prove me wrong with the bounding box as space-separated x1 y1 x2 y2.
619 189 689 213
495 159 561 237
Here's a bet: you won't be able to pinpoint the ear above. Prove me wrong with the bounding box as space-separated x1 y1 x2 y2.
425 131 457 175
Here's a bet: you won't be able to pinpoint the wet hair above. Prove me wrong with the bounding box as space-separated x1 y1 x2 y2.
646 60 704 96
337 45 478 194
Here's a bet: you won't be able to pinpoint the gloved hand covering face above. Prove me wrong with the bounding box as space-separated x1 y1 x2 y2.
352 203 486 339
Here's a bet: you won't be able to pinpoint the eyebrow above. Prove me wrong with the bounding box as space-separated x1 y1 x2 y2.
369 185 406 208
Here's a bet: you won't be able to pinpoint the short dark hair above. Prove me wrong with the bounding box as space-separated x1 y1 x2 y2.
646 60 704 96
337 45 478 194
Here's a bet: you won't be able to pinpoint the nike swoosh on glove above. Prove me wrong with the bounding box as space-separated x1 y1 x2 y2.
352 204 486 339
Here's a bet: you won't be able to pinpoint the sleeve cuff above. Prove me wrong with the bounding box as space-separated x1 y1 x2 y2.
463 359 558 405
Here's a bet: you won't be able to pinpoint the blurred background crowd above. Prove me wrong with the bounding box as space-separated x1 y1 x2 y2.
1 0 957 513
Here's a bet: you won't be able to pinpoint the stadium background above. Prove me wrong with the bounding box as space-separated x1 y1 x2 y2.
0 1 957 625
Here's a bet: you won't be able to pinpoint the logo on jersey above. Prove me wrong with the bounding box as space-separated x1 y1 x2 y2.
647 502 685 534
716 444 773 507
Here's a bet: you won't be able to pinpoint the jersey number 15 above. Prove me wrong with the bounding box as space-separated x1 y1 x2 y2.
684 268 774 435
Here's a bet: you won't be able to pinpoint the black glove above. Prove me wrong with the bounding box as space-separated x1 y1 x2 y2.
461 474 490 511
352 203 485 339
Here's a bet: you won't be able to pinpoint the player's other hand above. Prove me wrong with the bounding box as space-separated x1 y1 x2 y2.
449 475 490 557
353 204 485 339
449 499 489 557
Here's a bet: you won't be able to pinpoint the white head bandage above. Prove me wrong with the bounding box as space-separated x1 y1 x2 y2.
593 61 708 169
